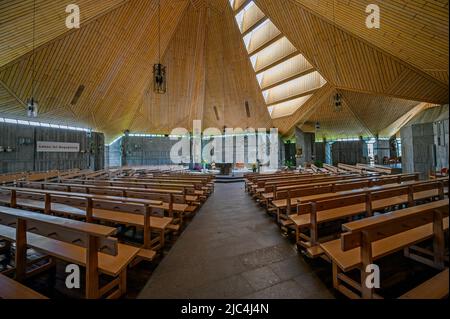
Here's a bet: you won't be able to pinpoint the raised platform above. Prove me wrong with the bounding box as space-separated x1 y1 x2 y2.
214 173 245 183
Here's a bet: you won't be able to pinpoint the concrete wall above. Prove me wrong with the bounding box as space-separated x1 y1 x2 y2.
373 139 390 164
400 123 435 179
0 122 104 173
105 139 122 168
331 141 367 165
295 127 315 166
314 142 326 164
433 118 449 170
107 133 284 169
123 136 178 166
400 105 449 178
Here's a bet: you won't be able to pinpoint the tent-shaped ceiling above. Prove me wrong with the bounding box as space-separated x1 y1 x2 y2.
0 0 447 143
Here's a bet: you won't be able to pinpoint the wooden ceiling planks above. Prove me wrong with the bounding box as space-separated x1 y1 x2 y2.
339 90 421 137
290 0 449 85
299 88 374 140
0 0 447 142
202 0 273 131
254 0 449 104
130 2 208 135
0 0 131 68
0 0 190 141
272 82 335 136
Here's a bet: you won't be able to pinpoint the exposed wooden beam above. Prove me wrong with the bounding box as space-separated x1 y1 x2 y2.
248 33 284 56
234 0 253 13
261 67 315 91
266 87 319 107
241 17 268 37
255 51 299 74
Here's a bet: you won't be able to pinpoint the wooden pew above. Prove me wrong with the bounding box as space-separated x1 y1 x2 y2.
265 173 418 203
59 178 206 199
399 269 449 299
269 174 424 219
320 200 449 299
338 163 379 175
0 206 139 299
288 180 447 257
245 172 316 192
251 174 361 198
356 163 395 175
322 164 346 174
0 273 48 299
0 187 183 253
19 181 200 216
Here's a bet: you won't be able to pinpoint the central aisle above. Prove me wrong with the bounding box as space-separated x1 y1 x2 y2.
138 182 335 299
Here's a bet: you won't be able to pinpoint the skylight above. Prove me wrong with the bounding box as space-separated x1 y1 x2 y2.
228 1 327 119
0 116 91 131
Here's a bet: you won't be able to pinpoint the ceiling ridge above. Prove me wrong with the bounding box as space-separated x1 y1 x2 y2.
0 78 26 109
274 0 449 90
339 90 376 137
126 1 192 132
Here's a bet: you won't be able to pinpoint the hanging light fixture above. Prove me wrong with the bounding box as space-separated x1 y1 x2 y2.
334 93 342 112
153 0 166 94
27 0 38 118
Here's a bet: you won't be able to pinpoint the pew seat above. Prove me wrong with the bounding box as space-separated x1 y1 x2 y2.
399 268 449 299
92 209 172 231
290 196 408 229
0 196 174 231
0 196 85 216
0 224 138 277
0 273 48 299
321 217 448 272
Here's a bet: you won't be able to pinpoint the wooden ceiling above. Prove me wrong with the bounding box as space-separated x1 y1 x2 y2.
0 0 448 142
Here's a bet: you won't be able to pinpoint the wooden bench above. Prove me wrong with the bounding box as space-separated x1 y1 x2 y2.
0 206 139 299
274 178 446 219
19 182 199 223
320 200 449 299
399 268 449 299
288 181 447 257
0 187 178 253
0 273 48 299
264 173 419 212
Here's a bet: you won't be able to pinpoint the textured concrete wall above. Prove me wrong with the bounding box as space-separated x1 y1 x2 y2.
401 123 435 179
373 139 390 164
295 127 315 166
331 141 367 165
314 142 326 164
108 134 283 168
0 122 104 173
105 139 122 168
124 136 178 166
433 119 449 170
400 125 414 174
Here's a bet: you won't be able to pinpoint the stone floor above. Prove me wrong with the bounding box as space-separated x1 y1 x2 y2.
138 182 337 299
